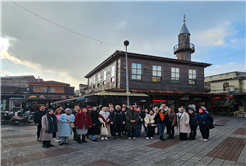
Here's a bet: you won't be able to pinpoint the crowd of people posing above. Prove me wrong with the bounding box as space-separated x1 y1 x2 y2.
34 103 214 148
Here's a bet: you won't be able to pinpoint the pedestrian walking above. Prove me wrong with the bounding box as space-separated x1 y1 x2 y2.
144 110 157 140
198 107 214 142
54 108 62 143
176 108 190 141
98 107 111 140
34 104 46 142
59 108 75 145
72 105 80 141
166 108 177 139
74 108 92 143
88 106 100 142
188 107 198 140
125 106 139 140
110 105 125 139
39 109 58 148
154 109 168 141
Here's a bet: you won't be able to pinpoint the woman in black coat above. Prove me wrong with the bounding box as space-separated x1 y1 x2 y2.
88 107 100 141
188 107 198 140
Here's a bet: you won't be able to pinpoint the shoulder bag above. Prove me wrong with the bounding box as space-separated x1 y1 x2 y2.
101 122 108 135
66 114 75 128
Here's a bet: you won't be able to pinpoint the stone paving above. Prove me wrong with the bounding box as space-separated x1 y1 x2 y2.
1 116 246 166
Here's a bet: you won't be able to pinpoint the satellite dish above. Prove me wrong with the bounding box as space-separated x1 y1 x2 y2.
226 87 230 92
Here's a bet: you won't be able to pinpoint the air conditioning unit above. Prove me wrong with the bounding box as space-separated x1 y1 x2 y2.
226 87 235 92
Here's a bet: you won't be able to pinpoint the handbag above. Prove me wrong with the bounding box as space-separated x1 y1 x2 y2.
66 115 75 128
207 123 215 129
101 122 108 135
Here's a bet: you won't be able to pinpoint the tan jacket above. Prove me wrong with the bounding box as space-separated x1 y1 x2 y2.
176 112 191 133
144 114 157 127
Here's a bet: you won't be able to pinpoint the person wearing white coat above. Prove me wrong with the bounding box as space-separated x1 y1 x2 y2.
59 108 75 145
176 108 191 141
98 107 111 140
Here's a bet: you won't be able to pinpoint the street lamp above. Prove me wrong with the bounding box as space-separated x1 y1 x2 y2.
124 40 130 107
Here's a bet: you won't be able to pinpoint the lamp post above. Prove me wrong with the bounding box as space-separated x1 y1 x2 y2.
124 40 130 107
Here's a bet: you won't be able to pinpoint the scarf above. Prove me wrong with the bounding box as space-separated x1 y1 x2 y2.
46 113 58 133
159 112 165 121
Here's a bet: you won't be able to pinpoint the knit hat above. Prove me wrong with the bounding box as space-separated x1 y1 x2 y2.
65 108 72 113
188 107 195 112
87 105 92 109
47 109 54 113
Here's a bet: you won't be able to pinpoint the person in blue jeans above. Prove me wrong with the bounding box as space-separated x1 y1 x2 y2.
154 109 168 141
135 107 145 137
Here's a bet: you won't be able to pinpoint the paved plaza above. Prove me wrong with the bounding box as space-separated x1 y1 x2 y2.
1 116 246 166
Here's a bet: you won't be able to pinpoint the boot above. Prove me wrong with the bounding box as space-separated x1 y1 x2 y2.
42 141 49 148
77 135 82 143
166 135 172 139
160 136 166 141
47 141 54 147
82 135 87 143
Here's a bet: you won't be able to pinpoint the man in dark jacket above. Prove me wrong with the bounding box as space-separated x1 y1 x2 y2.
136 107 145 137
110 105 125 139
34 104 46 141
72 105 80 141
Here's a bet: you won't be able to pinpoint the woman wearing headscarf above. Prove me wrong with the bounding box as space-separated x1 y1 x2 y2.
39 109 58 148
188 107 198 140
88 106 100 142
74 108 92 143
98 107 111 140
198 107 214 142
58 108 75 145
176 108 190 141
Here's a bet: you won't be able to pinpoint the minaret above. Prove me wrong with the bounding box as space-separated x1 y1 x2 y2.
173 15 195 61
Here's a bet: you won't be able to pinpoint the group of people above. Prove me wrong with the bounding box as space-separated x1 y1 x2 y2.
33 103 214 148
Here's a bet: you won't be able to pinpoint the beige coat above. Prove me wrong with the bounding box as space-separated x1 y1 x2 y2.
144 114 157 127
39 115 57 141
176 112 191 133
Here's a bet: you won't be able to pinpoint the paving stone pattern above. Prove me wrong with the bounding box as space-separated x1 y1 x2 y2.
1 116 246 166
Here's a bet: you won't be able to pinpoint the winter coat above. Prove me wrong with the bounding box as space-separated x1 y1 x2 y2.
198 113 213 126
34 110 46 124
125 110 139 132
138 111 145 124
176 112 191 133
154 113 168 124
74 112 92 129
189 113 199 126
167 111 177 126
59 113 75 137
88 110 101 135
110 110 126 125
98 110 110 126
144 114 157 127
39 115 58 141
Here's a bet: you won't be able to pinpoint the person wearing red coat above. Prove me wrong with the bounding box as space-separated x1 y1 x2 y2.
74 108 92 143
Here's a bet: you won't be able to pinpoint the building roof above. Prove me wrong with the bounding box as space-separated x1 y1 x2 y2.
1 75 35 79
1 86 19 94
29 80 69 85
180 23 190 35
85 50 212 78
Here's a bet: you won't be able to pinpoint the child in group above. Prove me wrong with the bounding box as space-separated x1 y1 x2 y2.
144 110 157 139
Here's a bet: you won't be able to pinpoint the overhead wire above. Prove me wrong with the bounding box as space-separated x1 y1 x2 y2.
9 0 123 47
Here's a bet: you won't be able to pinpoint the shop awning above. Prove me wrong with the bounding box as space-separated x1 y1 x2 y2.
9 97 24 100
87 91 149 97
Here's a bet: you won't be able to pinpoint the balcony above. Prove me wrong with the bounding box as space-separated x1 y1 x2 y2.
173 43 195 54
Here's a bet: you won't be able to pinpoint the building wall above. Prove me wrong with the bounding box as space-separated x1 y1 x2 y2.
120 56 205 92
209 80 240 93
1 76 35 87
88 60 117 92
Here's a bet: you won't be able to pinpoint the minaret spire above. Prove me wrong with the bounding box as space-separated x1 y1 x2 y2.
183 14 186 24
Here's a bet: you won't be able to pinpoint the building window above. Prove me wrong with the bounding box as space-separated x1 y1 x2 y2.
111 66 115 82
97 74 100 87
103 70 106 85
93 77 96 88
223 82 229 91
132 63 142 81
189 69 196 84
152 65 162 82
171 67 180 83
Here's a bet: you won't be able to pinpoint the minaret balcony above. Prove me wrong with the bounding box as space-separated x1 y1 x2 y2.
173 43 195 54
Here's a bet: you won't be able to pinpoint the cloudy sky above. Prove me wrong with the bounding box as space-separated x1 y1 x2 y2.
1 1 245 89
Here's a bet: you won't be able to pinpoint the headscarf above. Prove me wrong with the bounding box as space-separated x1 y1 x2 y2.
199 108 205 114
46 109 58 133
65 108 72 115
87 105 92 109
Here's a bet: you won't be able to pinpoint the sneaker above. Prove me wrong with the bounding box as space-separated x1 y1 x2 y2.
128 137 132 140
104 137 108 140
203 139 208 142
101 137 105 140
133 137 136 140
200 138 204 141
150 137 153 139
55 139 61 143
146 137 149 140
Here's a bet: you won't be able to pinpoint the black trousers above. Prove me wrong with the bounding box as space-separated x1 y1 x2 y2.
110 124 113 135
37 124 42 139
179 133 188 140
147 126 155 137
199 125 209 139
190 125 198 139
167 122 175 137
112 124 123 137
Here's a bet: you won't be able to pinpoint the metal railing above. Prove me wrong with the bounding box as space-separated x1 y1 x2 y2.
173 43 195 53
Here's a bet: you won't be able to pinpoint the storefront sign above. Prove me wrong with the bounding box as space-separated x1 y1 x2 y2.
153 100 166 102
